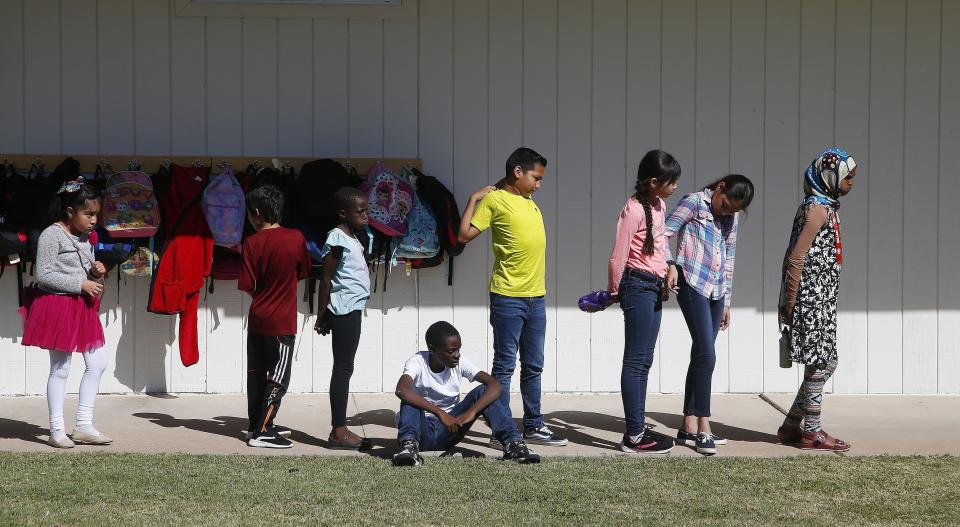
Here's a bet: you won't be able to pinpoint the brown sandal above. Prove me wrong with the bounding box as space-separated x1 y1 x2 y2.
777 424 803 445
327 431 372 451
799 430 851 452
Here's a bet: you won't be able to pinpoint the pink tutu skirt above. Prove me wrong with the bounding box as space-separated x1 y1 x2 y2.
20 287 104 353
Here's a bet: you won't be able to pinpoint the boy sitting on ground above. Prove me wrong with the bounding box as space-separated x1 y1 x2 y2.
392 321 541 466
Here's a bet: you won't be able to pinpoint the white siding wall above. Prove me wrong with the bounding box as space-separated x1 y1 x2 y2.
0 0 957 395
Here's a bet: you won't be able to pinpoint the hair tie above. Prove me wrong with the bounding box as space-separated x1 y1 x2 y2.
57 177 85 194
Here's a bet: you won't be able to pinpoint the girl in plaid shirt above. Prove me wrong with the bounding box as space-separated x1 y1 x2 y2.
664 174 755 455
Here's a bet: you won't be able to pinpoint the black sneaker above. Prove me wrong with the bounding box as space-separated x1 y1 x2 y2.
523 426 569 447
677 429 697 447
244 425 293 441
678 429 727 446
621 433 673 454
392 439 424 467
502 440 541 464
247 432 293 449
696 433 717 456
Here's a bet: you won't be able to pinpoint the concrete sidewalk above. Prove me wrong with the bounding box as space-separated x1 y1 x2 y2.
1 393 957 457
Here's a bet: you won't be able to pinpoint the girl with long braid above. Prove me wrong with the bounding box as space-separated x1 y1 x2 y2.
777 147 857 452
607 149 681 454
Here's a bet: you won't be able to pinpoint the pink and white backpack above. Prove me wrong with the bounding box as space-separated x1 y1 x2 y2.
361 162 414 237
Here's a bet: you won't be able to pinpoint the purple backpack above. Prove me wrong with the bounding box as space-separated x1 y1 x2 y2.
202 167 246 248
361 162 414 237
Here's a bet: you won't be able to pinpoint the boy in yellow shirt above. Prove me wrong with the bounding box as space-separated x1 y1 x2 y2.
457 147 567 447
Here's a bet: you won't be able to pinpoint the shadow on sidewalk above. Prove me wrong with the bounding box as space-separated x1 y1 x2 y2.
0 418 48 445
133 413 247 443
645 412 780 444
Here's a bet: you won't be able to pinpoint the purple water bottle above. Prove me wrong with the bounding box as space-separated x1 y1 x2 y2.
578 290 614 313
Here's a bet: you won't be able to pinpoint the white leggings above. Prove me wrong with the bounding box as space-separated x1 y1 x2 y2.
47 349 107 436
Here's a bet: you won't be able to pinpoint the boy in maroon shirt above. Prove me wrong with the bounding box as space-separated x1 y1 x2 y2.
238 184 311 449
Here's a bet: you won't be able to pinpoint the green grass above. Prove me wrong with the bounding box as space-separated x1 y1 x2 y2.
1 453 958 526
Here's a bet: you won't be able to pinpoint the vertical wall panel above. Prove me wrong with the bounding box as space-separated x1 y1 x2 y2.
727 0 765 392
278 19 314 157
902 0 940 394
313 19 349 157
939 0 960 394
867 0 906 393
761 0 801 392
0 0 25 153
555 0 593 392
347 19 383 159
589 0 627 392
170 14 206 155
658 0 696 393
97 0 135 154
23 0 61 154
61 0 99 154
242 18 279 156
485 0 522 390
798 0 837 392
625 0 662 392
134 0 172 155
380 1 420 389
417 0 455 357
0 273 25 395
207 18 242 156
833 0 870 394
695 0 732 393
522 0 558 393
451 0 490 386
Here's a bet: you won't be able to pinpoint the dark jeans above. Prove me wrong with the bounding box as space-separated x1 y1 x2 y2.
247 333 295 435
328 310 362 428
396 385 521 450
676 274 725 417
619 269 663 436
489 292 546 430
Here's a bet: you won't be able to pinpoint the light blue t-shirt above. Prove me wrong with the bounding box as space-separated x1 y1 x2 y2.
322 228 370 315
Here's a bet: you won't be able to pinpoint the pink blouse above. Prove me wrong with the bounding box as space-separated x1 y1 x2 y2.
607 196 668 294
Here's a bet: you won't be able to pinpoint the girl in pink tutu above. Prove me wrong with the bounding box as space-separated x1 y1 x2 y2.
20 178 112 448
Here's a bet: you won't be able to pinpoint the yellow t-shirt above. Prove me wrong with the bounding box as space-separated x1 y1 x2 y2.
470 189 546 297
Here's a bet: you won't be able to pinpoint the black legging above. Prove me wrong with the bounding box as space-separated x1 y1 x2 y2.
328 310 362 428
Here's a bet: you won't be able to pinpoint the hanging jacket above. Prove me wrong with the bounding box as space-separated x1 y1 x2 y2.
147 164 213 367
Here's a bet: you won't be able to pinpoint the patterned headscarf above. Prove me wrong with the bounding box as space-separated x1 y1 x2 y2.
803 147 856 207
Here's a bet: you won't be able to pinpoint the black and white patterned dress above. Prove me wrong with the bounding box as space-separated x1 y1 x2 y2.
789 203 842 367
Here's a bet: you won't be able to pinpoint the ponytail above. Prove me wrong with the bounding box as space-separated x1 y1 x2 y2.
634 149 681 255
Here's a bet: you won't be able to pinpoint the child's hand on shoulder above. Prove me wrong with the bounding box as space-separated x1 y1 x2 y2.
471 186 496 203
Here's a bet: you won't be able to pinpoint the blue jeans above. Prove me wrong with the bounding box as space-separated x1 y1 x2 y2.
396 385 521 450
676 274 725 417
489 293 546 431
619 269 663 436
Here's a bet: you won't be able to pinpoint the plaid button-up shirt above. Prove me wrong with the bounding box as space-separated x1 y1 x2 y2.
664 189 739 307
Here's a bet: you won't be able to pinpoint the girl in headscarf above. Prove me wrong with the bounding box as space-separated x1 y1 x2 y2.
777 147 857 452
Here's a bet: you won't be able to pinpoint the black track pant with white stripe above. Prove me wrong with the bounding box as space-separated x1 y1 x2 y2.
247 333 295 436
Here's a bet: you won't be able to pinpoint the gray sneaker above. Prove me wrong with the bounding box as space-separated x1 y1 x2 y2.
523 426 569 447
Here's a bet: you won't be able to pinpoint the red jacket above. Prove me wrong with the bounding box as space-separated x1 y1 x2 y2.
148 164 213 366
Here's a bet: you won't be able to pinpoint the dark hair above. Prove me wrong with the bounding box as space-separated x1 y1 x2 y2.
52 184 100 224
634 150 681 255
425 321 460 350
246 184 284 223
706 174 755 212
334 186 367 213
504 147 547 180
